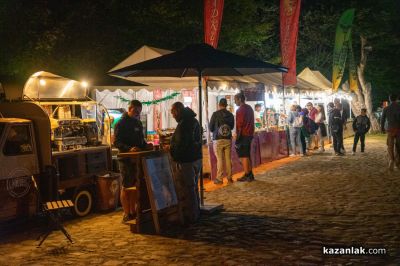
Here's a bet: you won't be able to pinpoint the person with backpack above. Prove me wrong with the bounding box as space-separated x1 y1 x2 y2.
352 108 371 155
329 103 345 156
287 104 302 156
209 98 235 184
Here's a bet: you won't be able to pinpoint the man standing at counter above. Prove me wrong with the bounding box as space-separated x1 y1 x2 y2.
234 92 255 182
114 100 152 223
170 102 202 223
209 98 235 185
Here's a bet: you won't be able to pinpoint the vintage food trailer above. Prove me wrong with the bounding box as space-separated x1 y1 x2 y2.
0 72 114 222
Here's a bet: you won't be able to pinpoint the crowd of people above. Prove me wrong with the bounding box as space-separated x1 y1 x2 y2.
112 92 400 225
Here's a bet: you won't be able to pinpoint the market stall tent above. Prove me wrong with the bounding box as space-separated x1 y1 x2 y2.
109 45 198 90
297 67 332 92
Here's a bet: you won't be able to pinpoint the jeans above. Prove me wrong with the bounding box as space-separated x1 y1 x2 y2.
289 127 301 155
213 139 232 181
332 129 343 153
353 132 366 152
300 130 307 154
174 159 202 223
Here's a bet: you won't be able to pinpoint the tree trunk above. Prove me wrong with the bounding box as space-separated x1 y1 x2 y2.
355 36 380 132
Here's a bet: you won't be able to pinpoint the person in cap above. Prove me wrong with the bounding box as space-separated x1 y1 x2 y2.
209 98 235 184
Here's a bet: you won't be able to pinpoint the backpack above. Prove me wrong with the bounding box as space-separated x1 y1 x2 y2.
293 115 303 128
216 111 232 139
217 124 231 138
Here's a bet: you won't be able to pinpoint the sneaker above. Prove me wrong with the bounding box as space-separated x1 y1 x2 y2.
213 179 223 185
352 151 355 155
335 152 344 156
247 173 255 182
319 148 325 152
237 175 248 182
122 214 133 224
289 154 296 157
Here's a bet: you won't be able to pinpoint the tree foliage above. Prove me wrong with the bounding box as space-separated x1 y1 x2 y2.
0 0 398 108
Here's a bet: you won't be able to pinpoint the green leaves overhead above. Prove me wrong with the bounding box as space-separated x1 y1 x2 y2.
0 0 399 108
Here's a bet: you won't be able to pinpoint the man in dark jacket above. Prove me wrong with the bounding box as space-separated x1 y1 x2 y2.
209 98 235 185
114 100 152 223
381 94 400 171
170 102 202 223
352 108 371 154
329 103 344 156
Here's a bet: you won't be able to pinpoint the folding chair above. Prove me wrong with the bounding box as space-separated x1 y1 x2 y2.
31 176 74 247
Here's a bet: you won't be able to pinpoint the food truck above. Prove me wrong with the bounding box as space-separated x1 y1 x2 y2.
0 72 114 222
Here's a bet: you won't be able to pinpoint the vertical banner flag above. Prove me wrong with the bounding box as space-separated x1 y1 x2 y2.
280 0 301 85
204 0 224 48
332 8 355 92
348 38 358 92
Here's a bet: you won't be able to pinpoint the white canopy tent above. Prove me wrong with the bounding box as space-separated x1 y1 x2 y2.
298 67 332 92
99 46 332 132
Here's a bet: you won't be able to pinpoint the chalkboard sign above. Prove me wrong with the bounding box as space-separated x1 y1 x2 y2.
142 154 178 211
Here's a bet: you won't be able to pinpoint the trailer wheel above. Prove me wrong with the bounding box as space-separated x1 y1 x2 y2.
73 189 93 217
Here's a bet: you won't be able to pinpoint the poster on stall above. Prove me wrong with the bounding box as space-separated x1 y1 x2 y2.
143 155 178 211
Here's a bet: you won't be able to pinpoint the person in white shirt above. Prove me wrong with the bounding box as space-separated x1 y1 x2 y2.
254 104 262 128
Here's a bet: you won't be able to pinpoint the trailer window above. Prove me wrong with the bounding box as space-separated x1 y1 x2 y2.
3 125 33 156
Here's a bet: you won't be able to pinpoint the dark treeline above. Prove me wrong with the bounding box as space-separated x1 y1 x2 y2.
0 0 398 108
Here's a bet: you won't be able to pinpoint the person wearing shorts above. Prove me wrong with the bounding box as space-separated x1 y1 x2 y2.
234 92 255 182
114 100 152 223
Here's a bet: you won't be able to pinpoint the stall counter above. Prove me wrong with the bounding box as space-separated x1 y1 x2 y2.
207 130 289 180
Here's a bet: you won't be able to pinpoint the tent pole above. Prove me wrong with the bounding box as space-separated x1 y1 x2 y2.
281 73 285 113
198 69 204 206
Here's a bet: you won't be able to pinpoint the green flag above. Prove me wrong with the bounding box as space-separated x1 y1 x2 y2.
348 38 358 92
332 8 355 92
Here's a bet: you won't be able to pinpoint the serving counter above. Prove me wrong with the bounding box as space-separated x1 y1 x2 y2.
208 130 289 180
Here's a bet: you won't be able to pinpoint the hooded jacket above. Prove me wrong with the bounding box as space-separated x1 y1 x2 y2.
209 109 234 140
114 112 147 152
170 107 202 163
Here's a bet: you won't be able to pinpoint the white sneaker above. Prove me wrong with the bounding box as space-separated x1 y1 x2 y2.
289 154 296 157
319 148 325 152
351 151 355 155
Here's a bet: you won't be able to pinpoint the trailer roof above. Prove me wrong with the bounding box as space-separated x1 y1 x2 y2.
0 118 31 123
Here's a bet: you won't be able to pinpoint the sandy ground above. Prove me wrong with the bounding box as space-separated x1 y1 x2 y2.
0 134 399 265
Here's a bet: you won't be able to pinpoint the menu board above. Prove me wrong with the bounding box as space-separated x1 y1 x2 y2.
142 155 178 211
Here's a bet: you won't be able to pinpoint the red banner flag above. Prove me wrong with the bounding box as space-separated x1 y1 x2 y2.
204 0 224 48
280 0 301 85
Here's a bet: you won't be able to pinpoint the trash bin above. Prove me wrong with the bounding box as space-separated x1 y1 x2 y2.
96 172 120 211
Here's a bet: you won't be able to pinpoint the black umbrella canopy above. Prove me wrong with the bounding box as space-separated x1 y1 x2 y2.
109 43 287 77
108 43 288 207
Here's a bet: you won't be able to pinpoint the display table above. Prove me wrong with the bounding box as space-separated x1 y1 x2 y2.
208 130 288 180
